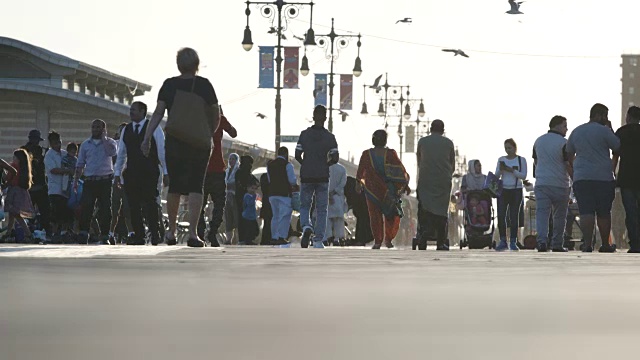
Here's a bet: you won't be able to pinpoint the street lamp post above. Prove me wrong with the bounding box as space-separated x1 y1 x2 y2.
409 112 429 178
360 73 424 160
242 0 316 152
311 18 362 132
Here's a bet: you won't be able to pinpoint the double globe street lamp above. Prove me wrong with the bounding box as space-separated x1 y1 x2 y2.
360 73 425 159
242 0 316 151
305 18 362 132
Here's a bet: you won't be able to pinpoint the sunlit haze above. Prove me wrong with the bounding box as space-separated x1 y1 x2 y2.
4 0 639 189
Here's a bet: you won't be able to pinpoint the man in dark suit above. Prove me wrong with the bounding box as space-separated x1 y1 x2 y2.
114 102 168 246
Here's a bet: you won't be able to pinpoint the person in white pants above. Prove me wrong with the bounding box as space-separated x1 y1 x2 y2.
325 150 347 246
267 147 298 246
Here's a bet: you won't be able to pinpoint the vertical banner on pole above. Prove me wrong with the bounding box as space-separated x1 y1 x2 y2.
313 74 327 106
258 46 274 88
283 47 299 89
339 74 353 110
405 125 415 153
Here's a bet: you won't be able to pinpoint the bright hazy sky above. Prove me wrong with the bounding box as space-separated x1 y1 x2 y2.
4 0 639 189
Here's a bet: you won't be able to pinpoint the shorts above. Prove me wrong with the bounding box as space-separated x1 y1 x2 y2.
49 194 72 224
165 135 212 195
573 180 615 216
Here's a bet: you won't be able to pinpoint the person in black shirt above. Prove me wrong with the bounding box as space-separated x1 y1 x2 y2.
235 155 254 243
613 106 640 253
141 47 220 248
259 172 273 245
22 129 50 236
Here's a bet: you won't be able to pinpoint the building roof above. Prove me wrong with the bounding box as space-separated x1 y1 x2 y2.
0 36 151 94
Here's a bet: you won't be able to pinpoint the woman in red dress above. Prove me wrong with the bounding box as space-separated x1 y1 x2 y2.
356 130 411 249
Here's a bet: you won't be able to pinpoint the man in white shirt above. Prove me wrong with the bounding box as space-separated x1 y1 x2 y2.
114 102 168 246
44 131 74 240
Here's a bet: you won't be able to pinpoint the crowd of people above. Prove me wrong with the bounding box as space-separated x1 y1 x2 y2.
456 103 640 253
1 47 639 253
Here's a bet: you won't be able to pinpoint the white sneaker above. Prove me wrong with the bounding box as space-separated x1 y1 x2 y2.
313 241 325 249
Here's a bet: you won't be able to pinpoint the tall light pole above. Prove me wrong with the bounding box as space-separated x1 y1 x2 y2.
360 73 424 160
411 114 429 177
242 0 316 152
310 18 362 132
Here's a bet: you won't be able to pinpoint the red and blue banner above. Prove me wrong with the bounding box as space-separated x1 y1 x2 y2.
259 46 274 88
283 47 299 89
314 74 327 106
340 74 353 110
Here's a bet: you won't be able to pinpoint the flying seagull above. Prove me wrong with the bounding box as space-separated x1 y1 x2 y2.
442 49 469 58
369 74 383 91
267 27 286 39
293 34 305 41
506 0 524 14
396 18 412 24
338 110 349 122
255 112 267 119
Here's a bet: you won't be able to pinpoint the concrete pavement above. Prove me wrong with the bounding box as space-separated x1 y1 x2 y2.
2 244 640 360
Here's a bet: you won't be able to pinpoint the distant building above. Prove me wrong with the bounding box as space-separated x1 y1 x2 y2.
0 36 151 159
621 54 640 126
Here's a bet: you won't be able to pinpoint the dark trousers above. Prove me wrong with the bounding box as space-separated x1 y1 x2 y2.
29 187 50 234
621 188 640 249
79 178 112 236
239 217 259 244
198 172 226 239
124 172 160 242
418 207 449 245
261 214 273 245
354 204 373 246
497 188 523 240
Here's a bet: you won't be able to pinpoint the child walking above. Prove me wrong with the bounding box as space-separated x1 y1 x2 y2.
2 149 36 243
239 178 260 245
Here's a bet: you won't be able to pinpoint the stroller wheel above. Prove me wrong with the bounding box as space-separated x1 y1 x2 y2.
417 239 427 251
412 237 418 250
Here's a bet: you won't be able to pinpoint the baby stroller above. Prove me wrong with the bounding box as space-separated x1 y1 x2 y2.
459 190 495 249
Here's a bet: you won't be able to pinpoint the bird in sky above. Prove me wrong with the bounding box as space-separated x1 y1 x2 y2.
293 34 305 41
506 0 524 14
268 27 277 34
369 74 383 91
338 110 349 122
442 49 469 58
255 112 267 119
396 18 412 24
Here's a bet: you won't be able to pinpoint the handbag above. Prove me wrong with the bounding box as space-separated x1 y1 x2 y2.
483 172 503 198
67 179 83 209
164 77 215 150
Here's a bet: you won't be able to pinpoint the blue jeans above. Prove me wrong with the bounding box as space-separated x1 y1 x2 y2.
300 183 329 242
270 196 292 240
534 186 570 249
621 188 640 249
